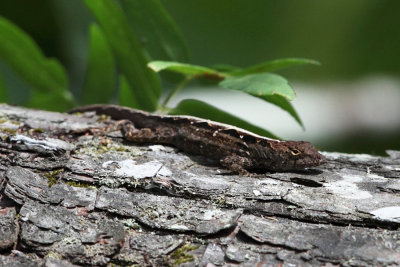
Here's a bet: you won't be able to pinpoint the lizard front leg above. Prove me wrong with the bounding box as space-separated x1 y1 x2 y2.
220 154 252 175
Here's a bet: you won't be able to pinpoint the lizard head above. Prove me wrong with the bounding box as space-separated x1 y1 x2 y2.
268 140 326 171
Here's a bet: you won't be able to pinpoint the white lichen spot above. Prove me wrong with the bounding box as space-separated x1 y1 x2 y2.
341 174 364 183
323 174 372 199
253 190 262 196
148 145 169 152
370 206 400 223
157 166 172 177
183 171 197 177
203 210 223 220
12 134 75 151
103 159 163 178
170 224 189 231
383 165 400 172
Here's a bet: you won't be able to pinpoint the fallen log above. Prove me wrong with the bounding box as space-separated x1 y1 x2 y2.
0 104 399 266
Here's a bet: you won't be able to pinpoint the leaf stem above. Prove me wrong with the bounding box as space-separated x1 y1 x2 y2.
161 75 193 108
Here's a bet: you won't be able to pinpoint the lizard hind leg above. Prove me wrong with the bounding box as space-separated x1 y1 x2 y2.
220 155 252 176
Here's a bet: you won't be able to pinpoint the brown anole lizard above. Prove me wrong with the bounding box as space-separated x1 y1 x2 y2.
69 104 326 174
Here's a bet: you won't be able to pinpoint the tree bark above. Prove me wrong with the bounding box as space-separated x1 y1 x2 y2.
0 104 399 266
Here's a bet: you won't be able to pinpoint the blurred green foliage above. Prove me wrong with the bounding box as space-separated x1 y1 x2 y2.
1 0 398 84
82 24 115 105
0 0 318 139
164 0 400 80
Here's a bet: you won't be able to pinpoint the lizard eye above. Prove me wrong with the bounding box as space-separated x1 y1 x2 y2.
289 148 301 156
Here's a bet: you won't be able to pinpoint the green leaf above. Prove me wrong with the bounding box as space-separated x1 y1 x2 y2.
0 62 31 105
169 99 279 139
0 17 69 95
219 73 303 127
231 58 320 76
118 75 140 108
262 95 304 129
219 73 296 100
120 0 190 62
84 0 161 111
0 16 73 110
148 61 225 78
0 72 6 102
28 90 75 111
82 23 116 105
210 64 241 73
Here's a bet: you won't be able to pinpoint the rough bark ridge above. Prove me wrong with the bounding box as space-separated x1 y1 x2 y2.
0 104 399 267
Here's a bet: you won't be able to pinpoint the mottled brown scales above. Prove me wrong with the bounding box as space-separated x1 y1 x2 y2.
70 104 326 174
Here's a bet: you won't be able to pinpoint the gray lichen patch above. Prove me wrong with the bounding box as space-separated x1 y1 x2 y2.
114 236 199 267
67 154 172 189
0 251 42 267
19 202 125 265
74 135 141 156
129 232 184 257
281 166 400 225
239 214 400 266
95 187 242 234
5 166 50 205
0 116 21 137
5 166 97 209
102 159 165 179
66 136 183 189
11 151 69 171
200 243 225 266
